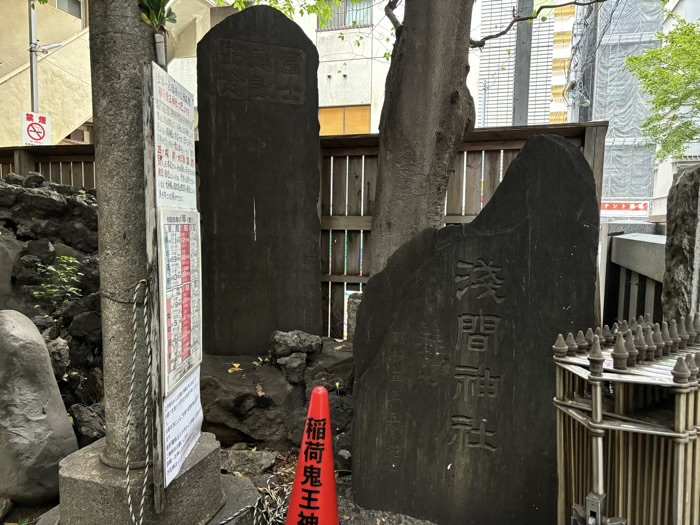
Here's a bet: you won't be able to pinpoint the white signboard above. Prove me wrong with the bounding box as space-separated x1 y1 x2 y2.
21 111 52 146
158 207 202 396
152 64 197 210
162 369 203 487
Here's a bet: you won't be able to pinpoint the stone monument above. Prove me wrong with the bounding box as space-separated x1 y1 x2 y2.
352 135 599 525
198 6 322 355
663 166 700 320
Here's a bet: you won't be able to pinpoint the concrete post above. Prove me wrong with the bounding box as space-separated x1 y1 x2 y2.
512 0 533 126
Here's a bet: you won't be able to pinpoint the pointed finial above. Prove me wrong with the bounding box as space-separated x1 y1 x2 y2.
645 313 652 327
670 319 681 353
625 330 638 366
673 356 691 384
595 327 603 345
662 321 672 356
575 330 588 354
638 315 645 328
686 354 699 382
644 326 656 361
687 314 697 345
553 334 568 358
588 335 605 377
652 323 664 358
635 326 648 362
611 333 628 370
565 332 578 357
620 319 629 335
630 317 638 333
602 324 613 346
679 316 689 349
585 328 594 349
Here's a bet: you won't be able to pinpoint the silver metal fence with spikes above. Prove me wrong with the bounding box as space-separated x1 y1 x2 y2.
553 312 700 525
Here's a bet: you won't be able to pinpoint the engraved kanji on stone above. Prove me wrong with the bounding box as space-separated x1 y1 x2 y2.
456 313 501 357
251 45 275 72
455 258 505 303
448 416 497 451
219 74 247 99
454 365 500 401
281 50 303 74
220 39 247 66
249 73 276 99
278 77 304 102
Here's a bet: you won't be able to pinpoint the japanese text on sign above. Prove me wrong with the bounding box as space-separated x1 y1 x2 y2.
21 111 52 146
216 38 306 106
159 208 203 395
298 417 327 524
153 65 197 209
162 370 203 487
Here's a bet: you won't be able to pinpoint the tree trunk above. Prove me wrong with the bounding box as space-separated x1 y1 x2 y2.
367 0 476 275
89 0 156 469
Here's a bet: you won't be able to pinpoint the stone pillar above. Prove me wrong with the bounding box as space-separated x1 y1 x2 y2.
663 167 700 321
52 1 226 523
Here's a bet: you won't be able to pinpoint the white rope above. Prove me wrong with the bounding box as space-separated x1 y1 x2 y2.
126 279 153 525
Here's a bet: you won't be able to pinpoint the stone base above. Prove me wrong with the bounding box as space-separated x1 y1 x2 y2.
56 433 224 525
38 473 259 525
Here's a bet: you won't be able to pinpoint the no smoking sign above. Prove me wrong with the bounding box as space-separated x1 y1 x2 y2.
21 111 52 146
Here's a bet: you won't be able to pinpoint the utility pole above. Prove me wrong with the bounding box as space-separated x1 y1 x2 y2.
28 0 39 113
512 0 533 126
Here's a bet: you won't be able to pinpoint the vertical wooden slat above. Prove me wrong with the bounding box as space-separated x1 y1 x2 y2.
465 151 482 216
446 152 465 217
363 155 377 215
321 156 332 217
347 156 362 277
321 281 330 337
84 162 96 189
501 149 519 177
330 156 347 338
482 150 501 208
50 162 61 183
61 162 72 186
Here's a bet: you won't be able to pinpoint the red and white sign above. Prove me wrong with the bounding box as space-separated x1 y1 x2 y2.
21 111 52 146
601 201 650 218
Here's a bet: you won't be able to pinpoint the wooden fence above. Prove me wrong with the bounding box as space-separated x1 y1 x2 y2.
0 145 95 189
0 121 609 338
320 122 608 337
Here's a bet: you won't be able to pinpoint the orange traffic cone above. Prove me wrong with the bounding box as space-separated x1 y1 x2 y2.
286 386 339 525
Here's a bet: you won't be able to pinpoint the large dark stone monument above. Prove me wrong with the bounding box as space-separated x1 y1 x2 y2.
353 135 599 525
198 6 321 355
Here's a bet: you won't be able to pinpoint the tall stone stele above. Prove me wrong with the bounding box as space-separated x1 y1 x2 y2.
663 166 700 321
198 6 322 355
353 135 599 525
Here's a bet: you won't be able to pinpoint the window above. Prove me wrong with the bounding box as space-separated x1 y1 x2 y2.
319 0 373 31
319 106 371 136
57 0 82 18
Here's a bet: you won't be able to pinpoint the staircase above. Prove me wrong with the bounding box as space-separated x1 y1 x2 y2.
0 28 92 147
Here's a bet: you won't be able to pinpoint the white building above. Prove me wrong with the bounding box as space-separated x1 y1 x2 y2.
651 0 700 219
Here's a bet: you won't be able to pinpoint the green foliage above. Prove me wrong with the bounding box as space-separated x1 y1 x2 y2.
626 14 700 160
139 0 177 30
217 0 366 29
32 256 83 314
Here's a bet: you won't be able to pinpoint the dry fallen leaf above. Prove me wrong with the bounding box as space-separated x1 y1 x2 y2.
228 363 243 373
256 384 265 397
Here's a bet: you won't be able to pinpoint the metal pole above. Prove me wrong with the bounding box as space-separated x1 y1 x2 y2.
480 79 487 127
512 0 533 125
28 0 39 113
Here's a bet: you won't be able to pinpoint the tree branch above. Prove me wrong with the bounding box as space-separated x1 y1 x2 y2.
385 0 401 31
470 0 607 48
